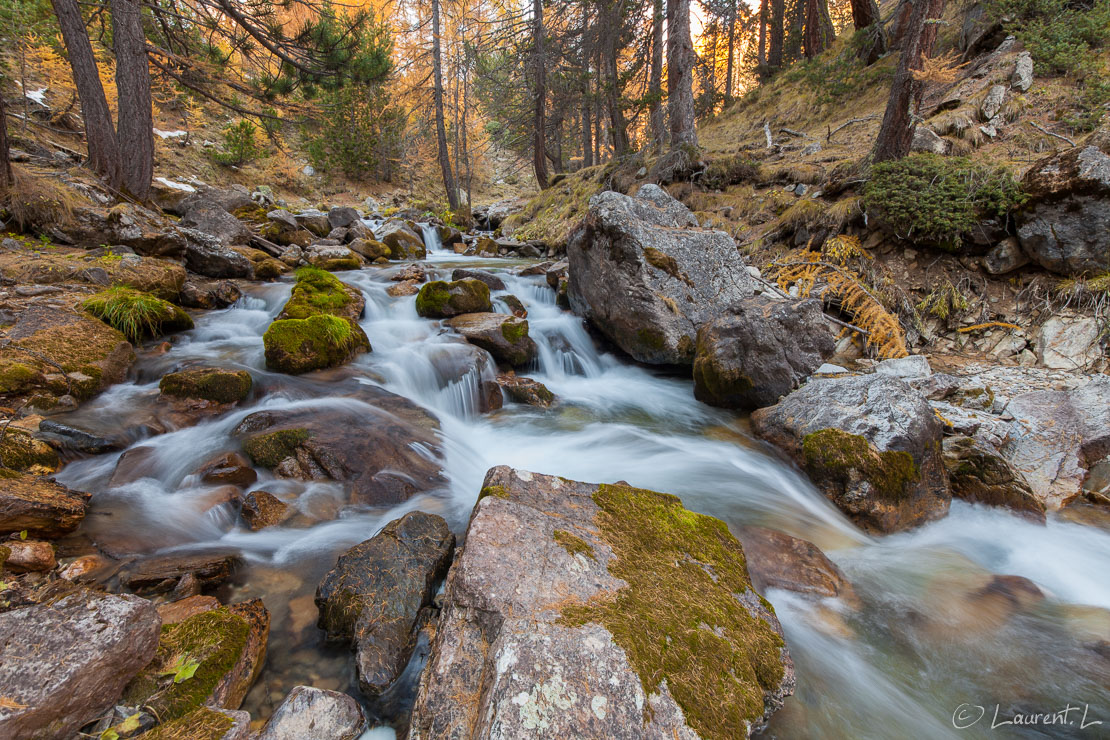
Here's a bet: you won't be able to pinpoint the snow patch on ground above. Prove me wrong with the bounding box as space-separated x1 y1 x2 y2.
153 128 188 139
154 177 196 192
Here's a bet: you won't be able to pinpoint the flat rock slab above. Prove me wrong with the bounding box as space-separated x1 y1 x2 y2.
0 590 160 739
122 549 242 593
409 466 794 739
0 473 90 538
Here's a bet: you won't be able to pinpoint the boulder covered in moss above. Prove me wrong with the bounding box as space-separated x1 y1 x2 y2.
0 590 160 740
751 374 950 533
1017 126 1110 275
0 304 134 401
348 237 390 261
446 312 537 367
0 472 90 537
263 315 370 374
232 386 444 506
693 295 835 410
160 367 253 404
409 466 794 739
0 428 59 473
279 266 365 321
123 599 269 721
943 435 1046 521
567 185 755 365
137 707 252 740
415 279 491 318
316 511 455 696
378 220 426 259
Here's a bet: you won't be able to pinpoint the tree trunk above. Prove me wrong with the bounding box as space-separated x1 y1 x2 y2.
725 3 736 103
649 0 667 149
851 0 887 63
873 0 947 162
52 0 121 188
601 0 629 156
532 0 549 188
768 0 785 71
0 91 12 192
431 0 459 210
759 0 768 71
889 0 914 48
111 0 154 201
667 0 698 149
804 0 834 58
581 5 593 167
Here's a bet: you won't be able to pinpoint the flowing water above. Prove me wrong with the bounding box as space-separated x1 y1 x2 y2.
52 245 1110 738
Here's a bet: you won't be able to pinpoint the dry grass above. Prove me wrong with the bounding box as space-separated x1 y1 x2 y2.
1 165 88 231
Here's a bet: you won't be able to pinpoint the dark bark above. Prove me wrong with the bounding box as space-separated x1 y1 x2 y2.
51 0 121 188
581 5 593 167
112 0 154 201
851 0 888 63
889 0 914 48
600 0 629 155
667 0 698 149
759 0 768 71
804 0 834 58
649 0 667 149
532 0 549 188
873 0 947 162
725 3 737 103
0 92 12 191
431 0 459 210
768 0 785 71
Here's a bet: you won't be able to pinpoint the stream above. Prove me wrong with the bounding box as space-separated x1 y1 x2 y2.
52 236 1110 739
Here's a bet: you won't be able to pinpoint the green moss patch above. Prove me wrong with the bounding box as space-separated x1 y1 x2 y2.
123 607 250 722
500 318 529 344
801 428 919 500
280 267 353 320
81 287 193 342
263 315 369 374
553 529 595 560
643 247 692 286
561 483 786 738
415 279 491 318
242 428 310 468
0 429 60 472
159 367 253 404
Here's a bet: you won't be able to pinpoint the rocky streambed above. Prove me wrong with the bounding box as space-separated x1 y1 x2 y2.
0 186 1108 739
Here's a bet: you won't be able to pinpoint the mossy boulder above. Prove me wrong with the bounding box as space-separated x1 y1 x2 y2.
263 315 371 375
0 472 90 537
159 367 253 405
415 279 491 318
279 266 365 322
751 374 950 533
123 599 269 721
446 312 536 367
138 707 250 740
349 237 391 261
0 428 60 473
409 466 794 739
378 221 426 259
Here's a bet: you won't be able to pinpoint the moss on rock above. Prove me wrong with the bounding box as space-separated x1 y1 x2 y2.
415 279 491 318
801 428 919 501
263 315 370 375
553 529 595 560
159 367 253 404
280 267 355 320
0 429 60 473
241 428 310 468
560 483 787 739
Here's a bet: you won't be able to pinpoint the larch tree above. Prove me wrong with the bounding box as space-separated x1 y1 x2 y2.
432 0 460 209
667 0 698 149
532 0 549 188
873 0 947 161
850 0 887 63
111 0 154 201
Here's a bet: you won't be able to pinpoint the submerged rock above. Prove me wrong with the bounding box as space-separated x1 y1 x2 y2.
737 526 856 602
0 473 90 537
446 312 537 367
180 279 242 310
751 374 951 533
567 185 755 365
693 295 834 410
0 590 160 740
409 467 794 739
414 279 492 318
122 549 242 593
316 512 455 696
256 686 366 740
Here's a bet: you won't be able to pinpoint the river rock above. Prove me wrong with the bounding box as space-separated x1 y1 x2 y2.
124 599 269 721
1001 376 1110 509
304 244 362 271
173 185 255 218
391 264 426 283
158 594 221 625
328 206 362 230
737 526 855 601
451 268 506 291
180 229 255 279
496 374 555 407
2 539 56 572
693 296 834 410
262 210 313 247
256 686 366 740
232 392 444 506
1037 314 1101 370
387 281 419 297
1016 127 1110 275
446 312 536 367
942 435 1046 520
0 473 90 537
239 490 291 530
348 237 389 261
567 185 755 365
180 204 251 247
122 549 242 593
409 466 794 738
138 707 252 740
437 224 463 246
180 279 242 310
415 279 492 318
160 367 253 404
751 374 951 533
0 590 160 740
316 512 455 696
197 452 257 487
293 209 332 237
378 221 426 259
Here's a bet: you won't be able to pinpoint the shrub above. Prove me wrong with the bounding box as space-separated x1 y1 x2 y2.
82 287 193 341
700 154 761 190
305 83 406 181
862 154 1025 250
212 120 261 166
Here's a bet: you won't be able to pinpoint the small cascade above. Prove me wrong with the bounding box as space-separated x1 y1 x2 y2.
419 223 446 255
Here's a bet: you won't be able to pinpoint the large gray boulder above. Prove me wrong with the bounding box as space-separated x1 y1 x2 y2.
567 185 755 364
256 686 366 740
179 204 251 246
316 512 455 696
751 374 951 533
409 466 794 739
171 184 254 217
1016 127 1110 275
693 295 835 410
179 229 254 279
0 590 161 740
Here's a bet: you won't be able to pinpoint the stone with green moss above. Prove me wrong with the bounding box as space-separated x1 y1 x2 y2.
0 429 59 473
279 266 364 322
160 367 253 404
446 312 535 367
408 466 794 739
415 279 492 318
263 315 371 375
136 706 245 740
241 428 311 468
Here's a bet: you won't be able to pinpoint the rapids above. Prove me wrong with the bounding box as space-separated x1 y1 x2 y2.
53 242 1110 738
